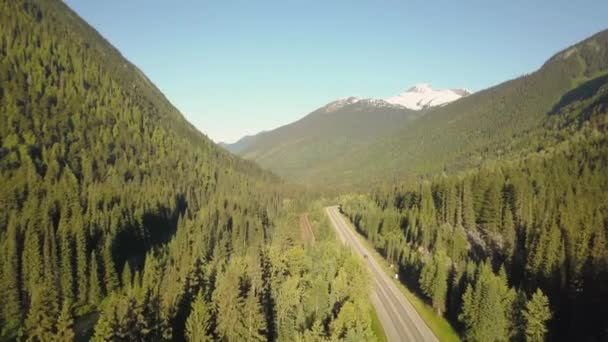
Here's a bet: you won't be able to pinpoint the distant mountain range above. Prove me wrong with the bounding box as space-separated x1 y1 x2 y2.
224 29 608 189
221 84 470 182
221 95 422 182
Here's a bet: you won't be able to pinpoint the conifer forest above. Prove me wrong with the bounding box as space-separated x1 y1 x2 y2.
1 0 607 341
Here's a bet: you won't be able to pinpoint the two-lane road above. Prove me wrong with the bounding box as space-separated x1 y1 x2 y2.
326 206 438 342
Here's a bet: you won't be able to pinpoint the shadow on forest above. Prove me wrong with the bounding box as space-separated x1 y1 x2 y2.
75 194 188 340
113 193 188 274
549 73 608 123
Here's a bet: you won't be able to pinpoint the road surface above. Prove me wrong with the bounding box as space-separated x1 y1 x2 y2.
326 206 438 342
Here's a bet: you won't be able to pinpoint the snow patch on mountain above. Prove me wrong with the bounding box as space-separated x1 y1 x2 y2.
385 84 471 110
323 96 361 112
323 96 398 113
321 84 471 113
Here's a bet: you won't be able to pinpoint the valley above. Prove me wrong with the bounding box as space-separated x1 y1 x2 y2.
1 1 607 342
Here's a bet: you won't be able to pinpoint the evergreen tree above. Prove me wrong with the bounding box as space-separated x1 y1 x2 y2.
22 229 43 296
459 263 514 342
1 218 22 330
419 251 448 315
502 204 516 265
510 290 528 341
330 301 375 341
121 261 133 289
479 180 502 231
461 179 476 230
22 284 57 342
101 239 119 294
92 305 119 342
523 289 551 342
88 251 102 305
54 300 75 342
59 230 75 305
75 222 88 304
242 290 267 341
185 290 213 342
213 263 245 341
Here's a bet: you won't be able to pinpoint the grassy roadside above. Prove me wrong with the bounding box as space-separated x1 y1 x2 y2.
369 305 388 342
335 208 462 342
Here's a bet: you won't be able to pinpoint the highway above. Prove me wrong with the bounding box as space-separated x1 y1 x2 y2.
326 206 438 342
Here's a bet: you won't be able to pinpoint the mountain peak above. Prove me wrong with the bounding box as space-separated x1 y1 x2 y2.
321 96 400 114
386 84 471 110
323 96 361 112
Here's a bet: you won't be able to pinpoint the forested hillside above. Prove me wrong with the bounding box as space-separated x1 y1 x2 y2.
303 30 608 188
223 98 420 183
0 1 376 340
337 36 608 339
341 123 608 340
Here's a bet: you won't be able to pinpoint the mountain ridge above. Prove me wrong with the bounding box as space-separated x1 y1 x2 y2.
223 97 422 181
309 28 608 188
223 83 469 154
225 29 608 189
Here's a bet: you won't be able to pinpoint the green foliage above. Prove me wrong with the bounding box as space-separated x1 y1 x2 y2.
0 0 281 338
54 300 76 342
226 100 420 184
88 252 102 306
102 239 119 295
21 283 58 341
459 262 515 342
121 262 132 289
523 289 551 342
0 1 378 342
185 291 213 342
340 126 608 340
419 251 449 315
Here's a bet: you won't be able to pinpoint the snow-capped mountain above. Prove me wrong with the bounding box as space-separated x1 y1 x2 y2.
322 84 471 113
323 96 395 113
385 84 471 110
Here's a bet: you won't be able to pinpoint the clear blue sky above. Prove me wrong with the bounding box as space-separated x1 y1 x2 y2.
65 0 607 143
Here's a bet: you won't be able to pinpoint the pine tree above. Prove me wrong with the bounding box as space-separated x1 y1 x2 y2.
41 220 58 287
462 179 476 230
88 251 102 305
330 301 374 341
213 260 248 341
54 300 75 342
92 304 119 342
523 289 551 342
479 180 502 231
22 284 57 342
242 290 267 341
185 290 213 342
419 252 448 315
75 220 88 304
102 239 119 294
432 256 448 315
59 229 75 305
1 217 22 329
22 229 43 295
510 290 528 341
459 262 514 342
121 261 133 289
502 204 516 265
136 287 158 340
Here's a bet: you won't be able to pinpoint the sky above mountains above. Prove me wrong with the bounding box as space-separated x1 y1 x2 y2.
65 0 608 143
